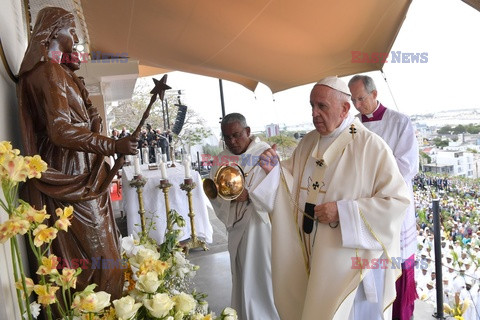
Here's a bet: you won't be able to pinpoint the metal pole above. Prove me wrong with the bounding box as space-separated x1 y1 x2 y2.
219 79 226 118
162 99 167 131
432 198 445 319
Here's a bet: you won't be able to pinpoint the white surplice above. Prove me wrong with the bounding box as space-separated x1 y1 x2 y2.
210 137 280 320
251 115 410 320
358 104 419 259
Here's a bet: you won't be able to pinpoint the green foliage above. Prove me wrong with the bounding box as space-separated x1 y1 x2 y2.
266 133 298 159
203 144 223 157
437 123 480 134
420 151 431 164
432 137 449 148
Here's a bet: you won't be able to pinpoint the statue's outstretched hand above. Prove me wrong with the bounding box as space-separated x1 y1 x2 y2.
115 135 138 155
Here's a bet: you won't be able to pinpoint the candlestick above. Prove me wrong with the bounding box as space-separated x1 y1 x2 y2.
129 175 148 242
180 179 208 253
134 155 141 175
158 179 173 230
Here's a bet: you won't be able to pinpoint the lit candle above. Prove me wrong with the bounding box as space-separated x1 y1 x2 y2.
160 162 168 180
134 155 141 176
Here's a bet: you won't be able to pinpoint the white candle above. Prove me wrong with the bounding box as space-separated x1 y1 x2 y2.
160 162 168 180
184 155 191 178
134 155 141 175
142 148 149 164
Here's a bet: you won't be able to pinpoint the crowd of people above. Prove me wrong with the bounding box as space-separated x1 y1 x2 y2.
414 173 480 319
111 124 171 163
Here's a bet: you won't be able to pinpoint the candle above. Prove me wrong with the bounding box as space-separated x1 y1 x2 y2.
142 148 149 164
184 155 191 178
134 155 141 175
160 162 168 180
162 153 167 163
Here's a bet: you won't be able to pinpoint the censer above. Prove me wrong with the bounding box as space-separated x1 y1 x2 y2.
203 161 259 200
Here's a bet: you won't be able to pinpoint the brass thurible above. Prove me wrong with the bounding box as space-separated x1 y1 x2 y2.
203 160 261 200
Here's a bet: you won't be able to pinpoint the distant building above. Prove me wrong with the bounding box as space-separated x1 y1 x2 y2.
266 123 279 137
423 150 474 178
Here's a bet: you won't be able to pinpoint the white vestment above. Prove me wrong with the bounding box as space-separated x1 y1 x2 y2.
358 104 419 259
210 137 280 320
251 116 410 320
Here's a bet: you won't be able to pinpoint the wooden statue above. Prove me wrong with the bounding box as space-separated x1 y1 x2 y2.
16 7 139 300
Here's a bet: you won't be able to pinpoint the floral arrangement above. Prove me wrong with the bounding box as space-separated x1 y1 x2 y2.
443 292 470 320
0 141 237 320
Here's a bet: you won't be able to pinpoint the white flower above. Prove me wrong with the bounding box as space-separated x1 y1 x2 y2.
128 289 148 303
136 271 162 293
121 235 144 258
173 292 197 314
222 307 238 319
112 296 142 320
144 293 175 318
23 301 41 319
72 291 111 313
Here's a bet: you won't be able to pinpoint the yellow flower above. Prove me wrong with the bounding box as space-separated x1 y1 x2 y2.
0 217 30 243
17 203 49 224
1 154 28 183
56 206 74 219
72 291 111 313
0 141 15 155
24 155 47 179
54 217 72 232
37 254 60 276
112 296 142 320
33 284 59 305
33 224 58 247
54 206 73 232
138 258 170 276
54 268 78 289
15 277 35 298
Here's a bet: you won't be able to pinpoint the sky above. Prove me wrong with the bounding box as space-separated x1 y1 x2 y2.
139 0 480 133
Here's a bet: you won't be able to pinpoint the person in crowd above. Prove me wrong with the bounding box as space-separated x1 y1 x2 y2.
348 74 419 320
209 113 280 320
111 129 119 139
251 76 409 319
17 6 138 301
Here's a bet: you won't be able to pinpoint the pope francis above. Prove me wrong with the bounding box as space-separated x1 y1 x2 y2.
251 76 410 320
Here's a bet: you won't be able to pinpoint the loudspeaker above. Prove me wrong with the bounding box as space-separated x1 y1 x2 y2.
172 104 187 135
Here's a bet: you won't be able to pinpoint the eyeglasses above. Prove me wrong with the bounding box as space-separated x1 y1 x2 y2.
223 128 246 142
351 92 371 104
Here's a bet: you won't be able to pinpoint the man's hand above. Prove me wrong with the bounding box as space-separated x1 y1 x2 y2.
234 188 249 203
115 135 138 155
259 144 279 174
314 202 339 224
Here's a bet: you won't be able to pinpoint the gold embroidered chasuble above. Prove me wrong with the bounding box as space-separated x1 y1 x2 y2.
261 118 410 320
